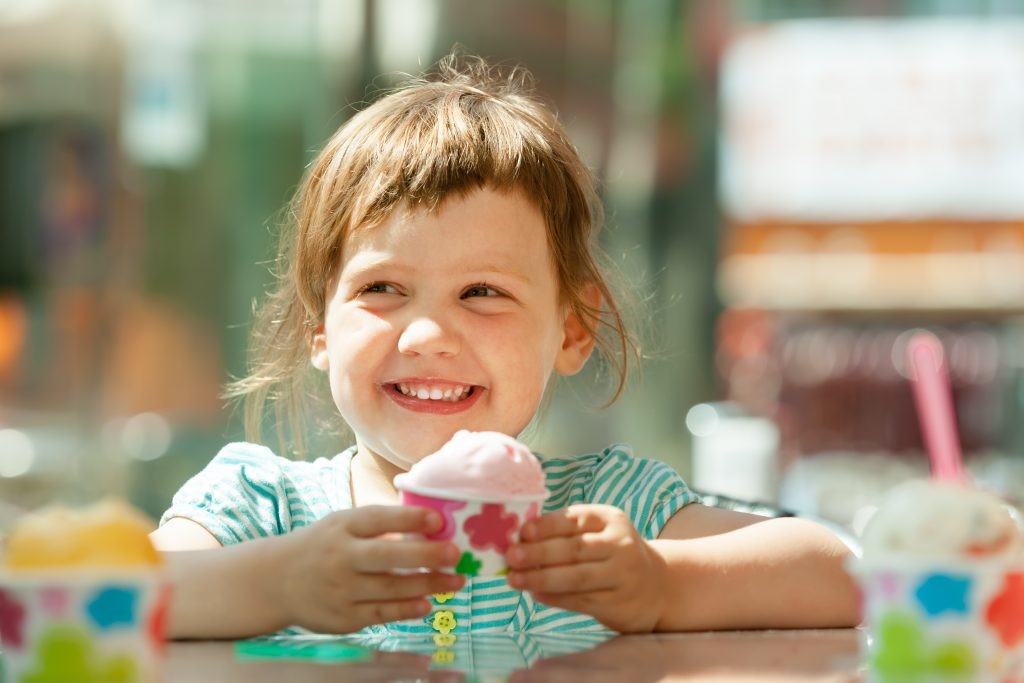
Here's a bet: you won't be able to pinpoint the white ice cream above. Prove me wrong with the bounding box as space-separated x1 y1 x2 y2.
861 480 1022 559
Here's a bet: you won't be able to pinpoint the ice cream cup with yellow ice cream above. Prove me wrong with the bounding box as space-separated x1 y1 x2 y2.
0 499 170 683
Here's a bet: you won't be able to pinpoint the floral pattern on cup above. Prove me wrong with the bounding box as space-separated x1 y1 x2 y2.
0 576 169 682
400 491 467 541
399 488 546 576
854 560 1024 678
0 587 26 648
986 572 1024 647
464 504 520 554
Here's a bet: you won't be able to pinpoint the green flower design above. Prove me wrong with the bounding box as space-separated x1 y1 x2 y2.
455 551 482 577
871 611 975 679
19 624 139 683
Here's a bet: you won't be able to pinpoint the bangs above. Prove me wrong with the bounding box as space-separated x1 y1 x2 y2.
331 80 585 235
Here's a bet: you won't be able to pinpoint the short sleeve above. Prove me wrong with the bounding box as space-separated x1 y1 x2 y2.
159 442 291 545
581 445 699 540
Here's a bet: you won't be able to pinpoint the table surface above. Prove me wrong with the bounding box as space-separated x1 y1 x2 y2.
165 629 867 682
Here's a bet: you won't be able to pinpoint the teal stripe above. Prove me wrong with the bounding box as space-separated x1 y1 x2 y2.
214 453 271 467
613 462 647 510
529 609 594 630
242 475 278 504
235 469 282 532
634 469 671 537
219 502 259 541
592 454 631 505
474 617 513 631
544 471 585 485
472 600 521 616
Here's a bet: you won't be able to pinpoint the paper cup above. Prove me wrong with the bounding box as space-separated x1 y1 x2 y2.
850 557 1024 679
0 570 170 683
395 481 547 577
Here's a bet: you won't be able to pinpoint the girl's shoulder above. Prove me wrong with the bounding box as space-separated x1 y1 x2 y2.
209 441 355 475
539 443 683 498
538 443 641 474
540 444 697 539
160 442 357 540
197 442 356 511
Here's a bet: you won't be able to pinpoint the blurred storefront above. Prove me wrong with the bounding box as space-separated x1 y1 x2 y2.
708 6 1024 531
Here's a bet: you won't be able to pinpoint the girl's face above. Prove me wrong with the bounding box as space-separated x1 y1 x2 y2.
311 186 594 471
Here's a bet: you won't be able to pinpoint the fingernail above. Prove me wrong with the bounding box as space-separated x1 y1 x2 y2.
520 524 534 541
507 572 524 589
446 574 464 590
425 511 442 531
507 547 524 565
443 544 460 564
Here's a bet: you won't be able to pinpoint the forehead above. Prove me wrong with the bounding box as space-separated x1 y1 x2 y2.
341 187 554 272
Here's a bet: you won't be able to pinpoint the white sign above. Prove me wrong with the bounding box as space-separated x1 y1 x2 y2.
720 20 1024 221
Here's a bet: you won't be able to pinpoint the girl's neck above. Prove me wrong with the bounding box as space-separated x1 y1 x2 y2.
350 446 403 506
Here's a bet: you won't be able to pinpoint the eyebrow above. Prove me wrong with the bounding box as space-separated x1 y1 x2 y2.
342 254 533 285
339 253 409 277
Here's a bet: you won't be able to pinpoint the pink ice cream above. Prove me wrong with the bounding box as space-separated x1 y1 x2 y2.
395 430 546 499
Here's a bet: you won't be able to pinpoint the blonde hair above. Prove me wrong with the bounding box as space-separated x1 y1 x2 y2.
227 53 637 455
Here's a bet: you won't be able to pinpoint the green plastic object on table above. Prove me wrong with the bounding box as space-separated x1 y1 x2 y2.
234 637 372 663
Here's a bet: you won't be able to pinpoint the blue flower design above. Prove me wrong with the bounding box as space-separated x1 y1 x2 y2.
914 573 971 618
86 586 139 631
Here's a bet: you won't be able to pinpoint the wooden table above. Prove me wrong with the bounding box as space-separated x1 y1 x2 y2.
165 629 865 681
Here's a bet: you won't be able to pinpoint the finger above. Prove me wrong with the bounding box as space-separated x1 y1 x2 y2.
506 532 611 569
520 505 607 542
348 598 433 628
352 571 465 603
351 538 461 572
507 561 617 594
346 506 443 538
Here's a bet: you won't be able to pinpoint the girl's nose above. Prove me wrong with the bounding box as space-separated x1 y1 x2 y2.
397 316 461 357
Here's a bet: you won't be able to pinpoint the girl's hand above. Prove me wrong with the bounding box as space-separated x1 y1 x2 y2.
277 506 465 634
505 504 667 633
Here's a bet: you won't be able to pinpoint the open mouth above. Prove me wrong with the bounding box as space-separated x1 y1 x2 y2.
391 382 478 402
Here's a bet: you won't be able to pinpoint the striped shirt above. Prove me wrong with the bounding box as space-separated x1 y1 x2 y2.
160 441 698 635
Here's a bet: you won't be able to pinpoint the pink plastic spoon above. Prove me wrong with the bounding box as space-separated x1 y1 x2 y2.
906 331 969 484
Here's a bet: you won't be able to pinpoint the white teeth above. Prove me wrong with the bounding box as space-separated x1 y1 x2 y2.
395 383 472 401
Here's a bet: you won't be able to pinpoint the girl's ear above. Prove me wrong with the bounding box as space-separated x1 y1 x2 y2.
554 285 600 376
310 325 330 371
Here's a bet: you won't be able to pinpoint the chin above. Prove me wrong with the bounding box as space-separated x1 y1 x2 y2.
382 434 453 467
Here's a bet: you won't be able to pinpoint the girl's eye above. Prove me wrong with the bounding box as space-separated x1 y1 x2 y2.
462 283 501 299
358 282 399 295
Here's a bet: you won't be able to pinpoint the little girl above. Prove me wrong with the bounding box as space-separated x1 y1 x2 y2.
152 54 859 639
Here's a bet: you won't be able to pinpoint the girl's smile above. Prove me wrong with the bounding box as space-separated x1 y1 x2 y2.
382 378 484 414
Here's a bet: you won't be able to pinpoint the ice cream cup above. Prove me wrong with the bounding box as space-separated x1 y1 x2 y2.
849 556 1024 680
0 568 170 683
395 479 548 578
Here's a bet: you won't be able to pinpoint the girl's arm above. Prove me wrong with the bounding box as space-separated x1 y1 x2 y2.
507 504 860 633
158 532 296 639
150 509 464 639
652 505 859 631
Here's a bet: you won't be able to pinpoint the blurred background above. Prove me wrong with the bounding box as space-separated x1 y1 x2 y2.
2 0 1024 537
